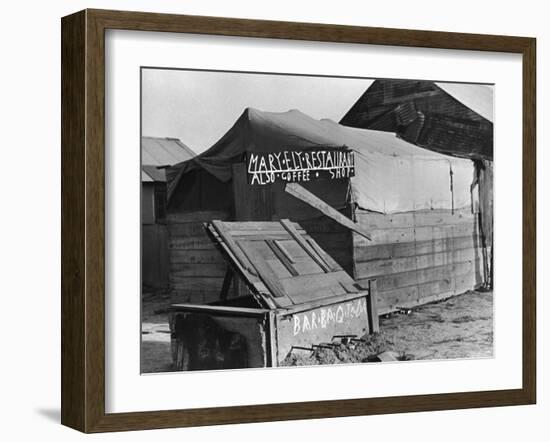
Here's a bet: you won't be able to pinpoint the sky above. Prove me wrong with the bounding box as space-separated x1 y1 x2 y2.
141 68 374 154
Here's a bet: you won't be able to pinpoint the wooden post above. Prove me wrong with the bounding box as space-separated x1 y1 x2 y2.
173 314 190 371
219 268 234 301
367 279 380 333
266 311 278 367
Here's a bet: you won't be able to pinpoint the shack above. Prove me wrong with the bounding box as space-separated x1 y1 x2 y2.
340 79 493 287
166 108 485 314
141 136 195 289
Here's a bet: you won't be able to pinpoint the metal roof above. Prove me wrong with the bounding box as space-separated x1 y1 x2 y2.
435 83 494 122
142 137 195 182
142 165 168 183
141 170 154 183
142 136 195 167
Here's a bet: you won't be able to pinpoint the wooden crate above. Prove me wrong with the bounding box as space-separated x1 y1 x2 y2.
170 220 378 370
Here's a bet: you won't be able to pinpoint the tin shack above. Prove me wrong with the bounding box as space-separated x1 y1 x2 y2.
141 136 195 290
166 108 485 314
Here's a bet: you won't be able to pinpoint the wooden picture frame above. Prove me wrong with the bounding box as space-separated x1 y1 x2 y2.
61 8 536 433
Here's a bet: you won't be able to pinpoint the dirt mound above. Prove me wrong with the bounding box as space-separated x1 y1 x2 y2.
282 333 412 366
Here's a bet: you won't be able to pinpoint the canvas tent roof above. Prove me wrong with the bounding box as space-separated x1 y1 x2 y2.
167 108 475 214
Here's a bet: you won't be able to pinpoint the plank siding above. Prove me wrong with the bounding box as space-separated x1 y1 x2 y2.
354 209 484 313
142 223 170 289
354 235 478 262
166 205 483 311
167 210 231 304
372 270 482 315
361 260 478 292
302 226 354 276
355 247 482 278
355 208 474 230
353 223 478 247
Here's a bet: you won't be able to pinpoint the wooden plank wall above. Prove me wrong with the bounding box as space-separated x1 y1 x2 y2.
142 223 170 289
298 216 355 277
353 208 485 314
167 210 231 304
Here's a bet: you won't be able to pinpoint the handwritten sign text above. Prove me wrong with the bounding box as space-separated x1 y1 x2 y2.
247 149 355 185
292 298 367 336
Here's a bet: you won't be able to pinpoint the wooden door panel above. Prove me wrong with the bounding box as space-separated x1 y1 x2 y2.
207 220 361 308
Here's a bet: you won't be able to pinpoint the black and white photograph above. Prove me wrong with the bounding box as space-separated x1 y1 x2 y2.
140 68 494 373
1 0 544 438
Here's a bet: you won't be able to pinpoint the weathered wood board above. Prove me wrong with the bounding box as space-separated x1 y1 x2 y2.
275 295 370 365
167 210 232 304
353 208 485 313
205 220 358 309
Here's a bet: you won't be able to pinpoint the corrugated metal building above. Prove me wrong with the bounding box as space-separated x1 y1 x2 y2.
142 136 195 289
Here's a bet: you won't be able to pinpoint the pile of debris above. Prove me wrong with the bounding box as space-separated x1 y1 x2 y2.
281 333 414 366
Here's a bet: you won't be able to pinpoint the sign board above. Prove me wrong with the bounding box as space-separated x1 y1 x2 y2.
274 296 370 364
246 149 355 185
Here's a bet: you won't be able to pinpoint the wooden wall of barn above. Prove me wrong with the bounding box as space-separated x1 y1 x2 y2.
340 79 493 161
167 210 233 304
353 208 485 314
167 169 237 305
142 182 169 289
142 224 170 289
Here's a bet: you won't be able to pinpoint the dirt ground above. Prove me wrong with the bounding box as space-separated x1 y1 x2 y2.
141 290 493 373
141 291 173 374
283 290 493 366
379 290 493 361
